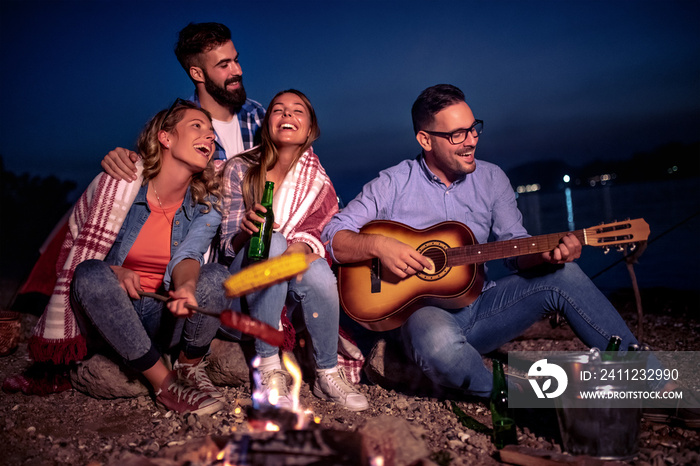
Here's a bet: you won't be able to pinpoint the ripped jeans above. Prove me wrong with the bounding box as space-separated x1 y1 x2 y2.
71 259 228 372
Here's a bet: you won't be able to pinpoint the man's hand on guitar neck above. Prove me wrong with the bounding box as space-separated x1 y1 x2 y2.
517 232 582 269
332 230 432 278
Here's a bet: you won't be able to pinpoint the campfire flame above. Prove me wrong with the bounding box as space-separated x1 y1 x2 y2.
246 352 316 433
282 352 301 415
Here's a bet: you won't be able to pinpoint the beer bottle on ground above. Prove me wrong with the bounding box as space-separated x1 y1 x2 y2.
602 335 622 361
247 181 275 261
490 359 517 449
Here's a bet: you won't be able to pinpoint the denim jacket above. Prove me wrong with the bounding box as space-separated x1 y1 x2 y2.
104 183 221 289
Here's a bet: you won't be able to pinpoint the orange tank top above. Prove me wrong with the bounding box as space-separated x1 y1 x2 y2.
122 200 180 293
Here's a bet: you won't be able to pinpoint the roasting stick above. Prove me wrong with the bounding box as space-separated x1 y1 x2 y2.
137 290 216 315
137 253 310 347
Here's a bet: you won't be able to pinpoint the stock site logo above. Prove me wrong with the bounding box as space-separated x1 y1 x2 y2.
528 359 568 399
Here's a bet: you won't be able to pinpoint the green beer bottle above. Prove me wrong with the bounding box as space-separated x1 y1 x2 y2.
247 181 275 261
490 359 517 449
602 335 622 361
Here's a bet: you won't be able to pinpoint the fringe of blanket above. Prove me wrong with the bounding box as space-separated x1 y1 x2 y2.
28 335 87 365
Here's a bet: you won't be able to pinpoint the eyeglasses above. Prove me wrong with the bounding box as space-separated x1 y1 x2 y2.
159 98 190 131
424 119 483 145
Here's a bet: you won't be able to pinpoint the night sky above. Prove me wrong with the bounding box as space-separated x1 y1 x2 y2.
1 0 698 201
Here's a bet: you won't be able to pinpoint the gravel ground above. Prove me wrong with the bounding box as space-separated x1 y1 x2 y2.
1 288 699 465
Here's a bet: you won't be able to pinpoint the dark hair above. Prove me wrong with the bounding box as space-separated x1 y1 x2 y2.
235 89 320 209
174 22 232 73
411 84 465 134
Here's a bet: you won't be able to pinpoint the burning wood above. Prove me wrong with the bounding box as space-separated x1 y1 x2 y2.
217 429 367 465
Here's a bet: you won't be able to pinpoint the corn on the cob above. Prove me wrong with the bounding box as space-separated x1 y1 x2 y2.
223 253 309 298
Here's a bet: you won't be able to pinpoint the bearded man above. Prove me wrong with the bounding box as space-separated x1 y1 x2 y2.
102 22 265 178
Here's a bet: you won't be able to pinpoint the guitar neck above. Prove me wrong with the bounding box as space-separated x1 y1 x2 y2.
449 230 586 265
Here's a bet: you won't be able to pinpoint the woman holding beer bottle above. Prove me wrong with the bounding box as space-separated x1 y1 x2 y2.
219 90 368 411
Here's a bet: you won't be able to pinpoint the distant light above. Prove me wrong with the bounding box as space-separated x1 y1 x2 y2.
563 175 570 183
587 173 616 187
516 184 541 193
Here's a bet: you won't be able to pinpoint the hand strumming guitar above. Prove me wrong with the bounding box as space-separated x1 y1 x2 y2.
332 230 433 279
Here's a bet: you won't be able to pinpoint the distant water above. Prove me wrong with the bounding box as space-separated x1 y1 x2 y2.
502 177 700 293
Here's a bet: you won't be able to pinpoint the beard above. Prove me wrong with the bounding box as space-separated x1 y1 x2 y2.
203 73 247 111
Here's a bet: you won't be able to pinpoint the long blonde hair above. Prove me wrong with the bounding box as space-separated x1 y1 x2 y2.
236 89 320 208
136 100 222 212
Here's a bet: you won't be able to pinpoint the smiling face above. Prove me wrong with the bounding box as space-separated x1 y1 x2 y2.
267 93 312 149
198 40 246 109
165 109 216 172
417 101 480 185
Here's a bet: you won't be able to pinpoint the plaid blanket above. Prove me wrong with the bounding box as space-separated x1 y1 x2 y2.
28 164 144 364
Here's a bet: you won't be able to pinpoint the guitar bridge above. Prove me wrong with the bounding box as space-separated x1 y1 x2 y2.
370 258 382 293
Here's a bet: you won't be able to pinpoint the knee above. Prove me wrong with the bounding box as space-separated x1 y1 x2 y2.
269 233 287 256
525 262 587 289
301 259 338 301
73 259 112 291
551 262 590 288
307 258 337 288
196 263 229 308
402 308 462 360
199 263 229 288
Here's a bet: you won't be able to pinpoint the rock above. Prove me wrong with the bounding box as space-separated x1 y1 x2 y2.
363 339 435 394
204 338 250 387
358 414 430 465
70 354 149 399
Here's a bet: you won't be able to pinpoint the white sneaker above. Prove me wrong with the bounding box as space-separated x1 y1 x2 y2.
174 359 224 400
257 369 293 410
313 367 369 411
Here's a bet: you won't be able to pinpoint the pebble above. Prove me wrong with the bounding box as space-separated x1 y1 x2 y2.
447 439 464 449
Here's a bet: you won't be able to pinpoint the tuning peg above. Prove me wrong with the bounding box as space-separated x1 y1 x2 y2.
617 245 626 253
629 244 637 252
603 247 611 254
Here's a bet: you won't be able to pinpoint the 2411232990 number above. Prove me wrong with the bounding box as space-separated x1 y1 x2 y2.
598 368 679 382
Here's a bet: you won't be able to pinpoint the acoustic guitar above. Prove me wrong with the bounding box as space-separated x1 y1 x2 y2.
337 219 649 331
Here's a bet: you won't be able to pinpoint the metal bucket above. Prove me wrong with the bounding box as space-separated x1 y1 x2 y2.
551 351 645 461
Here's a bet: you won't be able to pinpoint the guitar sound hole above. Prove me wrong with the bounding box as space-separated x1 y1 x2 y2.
424 247 446 273
416 243 450 282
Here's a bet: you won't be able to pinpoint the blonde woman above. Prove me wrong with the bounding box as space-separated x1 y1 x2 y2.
32 100 228 415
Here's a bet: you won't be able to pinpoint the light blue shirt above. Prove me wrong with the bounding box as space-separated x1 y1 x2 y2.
322 153 529 281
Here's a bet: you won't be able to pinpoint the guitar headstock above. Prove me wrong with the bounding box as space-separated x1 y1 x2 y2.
583 219 650 247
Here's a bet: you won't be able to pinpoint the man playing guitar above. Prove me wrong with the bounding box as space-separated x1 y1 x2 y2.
321 84 697 429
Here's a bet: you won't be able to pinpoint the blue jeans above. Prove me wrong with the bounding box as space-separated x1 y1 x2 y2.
71 259 229 372
401 263 642 397
227 233 340 369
